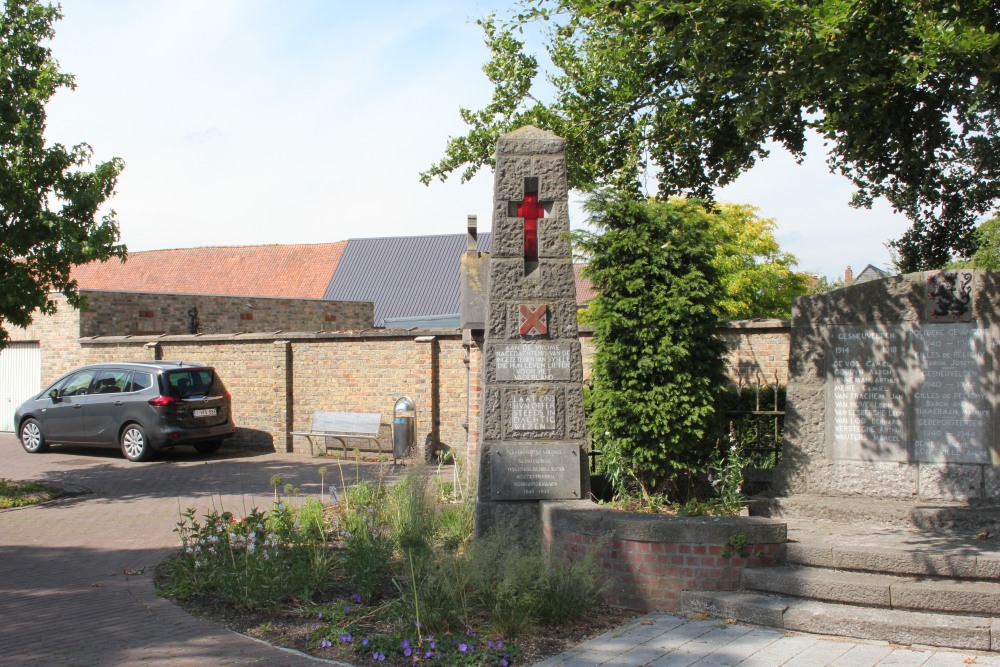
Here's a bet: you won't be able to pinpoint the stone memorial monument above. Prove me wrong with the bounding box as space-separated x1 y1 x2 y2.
474 126 589 535
777 269 1000 504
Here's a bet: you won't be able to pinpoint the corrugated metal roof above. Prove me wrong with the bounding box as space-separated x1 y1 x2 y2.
324 234 492 326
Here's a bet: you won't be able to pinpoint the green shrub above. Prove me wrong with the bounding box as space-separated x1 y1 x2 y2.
166 504 334 610
580 194 729 497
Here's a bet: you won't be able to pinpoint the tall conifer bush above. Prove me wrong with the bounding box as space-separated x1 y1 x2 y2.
580 195 728 498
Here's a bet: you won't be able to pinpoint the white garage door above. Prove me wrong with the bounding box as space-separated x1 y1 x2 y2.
0 342 41 432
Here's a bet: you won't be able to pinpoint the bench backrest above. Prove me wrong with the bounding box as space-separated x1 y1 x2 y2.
310 411 382 435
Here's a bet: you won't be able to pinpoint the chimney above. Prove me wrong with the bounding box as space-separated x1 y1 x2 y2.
845 266 853 285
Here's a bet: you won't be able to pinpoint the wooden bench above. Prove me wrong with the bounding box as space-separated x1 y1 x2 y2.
290 411 383 457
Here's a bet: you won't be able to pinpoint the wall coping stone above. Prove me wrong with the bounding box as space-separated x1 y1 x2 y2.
541 500 787 544
78 329 467 345
720 319 790 330
74 287 365 305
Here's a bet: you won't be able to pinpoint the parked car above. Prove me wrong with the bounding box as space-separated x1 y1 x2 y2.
14 361 236 462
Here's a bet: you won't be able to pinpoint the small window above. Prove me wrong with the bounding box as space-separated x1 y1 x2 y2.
165 369 217 398
94 370 130 394
61 371 97 397
127 372 153 393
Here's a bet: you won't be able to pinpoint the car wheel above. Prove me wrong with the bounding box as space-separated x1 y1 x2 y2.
120 424 152 462
20 419 49 453
194 440 223 454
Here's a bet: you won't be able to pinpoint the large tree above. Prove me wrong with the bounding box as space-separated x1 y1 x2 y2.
423 0 1000 272
0 0 124 348
705 201 810 320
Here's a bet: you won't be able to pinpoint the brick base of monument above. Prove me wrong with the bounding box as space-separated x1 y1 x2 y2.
540 501 787 612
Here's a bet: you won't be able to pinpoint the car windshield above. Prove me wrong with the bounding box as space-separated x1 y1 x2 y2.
164 369 218 398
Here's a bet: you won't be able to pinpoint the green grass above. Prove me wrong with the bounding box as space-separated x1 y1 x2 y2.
0 479 60 508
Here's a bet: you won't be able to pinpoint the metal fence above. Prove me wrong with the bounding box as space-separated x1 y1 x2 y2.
723 372 786 491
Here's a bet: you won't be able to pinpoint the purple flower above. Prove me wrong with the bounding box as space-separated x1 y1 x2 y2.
425 651 432 659
401 639 410 650
459 643 468 653
429 640 436 649
339 633 352 643
413 619 422 628
362 638 369 647
351 593 363 604
373 651 385 661
345 606 351 613
501 660 509 667
404 648 412 657
489 640 496 650
497 640 504 649
320 640 332 648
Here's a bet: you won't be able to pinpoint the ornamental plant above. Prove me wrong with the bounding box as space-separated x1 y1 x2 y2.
579 194 729 498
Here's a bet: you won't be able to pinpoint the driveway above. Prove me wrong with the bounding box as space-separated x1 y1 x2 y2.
0 432 395 666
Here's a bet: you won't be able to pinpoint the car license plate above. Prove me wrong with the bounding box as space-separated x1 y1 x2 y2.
193 408 217 418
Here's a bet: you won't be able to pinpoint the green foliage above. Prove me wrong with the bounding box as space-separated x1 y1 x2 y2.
580 195 728 495
340 481 396 601
166 504 334 610
0 1 125 348
962 213 1000 270
704 202 810 320
0 478 58 507
721 531 749 559
424 0 1000 272
808 274 848 294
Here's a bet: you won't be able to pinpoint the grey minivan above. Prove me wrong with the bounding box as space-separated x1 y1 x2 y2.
14 361 236 461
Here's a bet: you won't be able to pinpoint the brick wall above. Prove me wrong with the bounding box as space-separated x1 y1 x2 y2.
718 320 790 385
78 290 371 337
579 321 790 387
13 312 789 464
541 501 786 612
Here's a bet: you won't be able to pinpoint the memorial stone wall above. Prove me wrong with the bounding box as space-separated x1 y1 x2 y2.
777 270 1000 503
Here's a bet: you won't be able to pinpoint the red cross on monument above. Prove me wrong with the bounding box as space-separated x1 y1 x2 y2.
516 191 546 261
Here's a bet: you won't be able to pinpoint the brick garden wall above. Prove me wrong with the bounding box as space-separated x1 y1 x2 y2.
12 302 790 464
541 501 786 612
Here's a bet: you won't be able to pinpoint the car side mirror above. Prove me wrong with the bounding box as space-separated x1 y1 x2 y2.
48 389 61 402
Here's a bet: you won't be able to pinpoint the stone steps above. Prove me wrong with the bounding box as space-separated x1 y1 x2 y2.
682 590 1000 652
742 565 1000 615
750 494 1000 531
679 512 1000 651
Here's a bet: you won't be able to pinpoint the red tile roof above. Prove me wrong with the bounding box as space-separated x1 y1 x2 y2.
573 263 598 303
71 243 346 299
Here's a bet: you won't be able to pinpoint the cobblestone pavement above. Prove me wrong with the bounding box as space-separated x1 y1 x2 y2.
0 432 390 666
535 613 1000 667
2 432 998 667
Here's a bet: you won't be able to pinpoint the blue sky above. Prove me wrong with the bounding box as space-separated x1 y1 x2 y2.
44 0 910 280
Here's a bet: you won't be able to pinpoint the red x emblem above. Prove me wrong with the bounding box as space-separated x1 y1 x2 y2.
519 304 548 336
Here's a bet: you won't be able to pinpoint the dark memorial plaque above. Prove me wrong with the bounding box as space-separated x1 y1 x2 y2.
490 443 581 500
495 342 572 382
827 323 993 463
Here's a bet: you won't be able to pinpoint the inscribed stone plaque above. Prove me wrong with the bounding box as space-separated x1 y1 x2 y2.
826 323 994 464
910 323 991 463
495 342 572 382
490 443 581 500
827 325 910 461
511 393 557 431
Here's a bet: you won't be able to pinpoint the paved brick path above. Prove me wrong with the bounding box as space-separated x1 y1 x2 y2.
4 432 999 667
0 432 390 666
